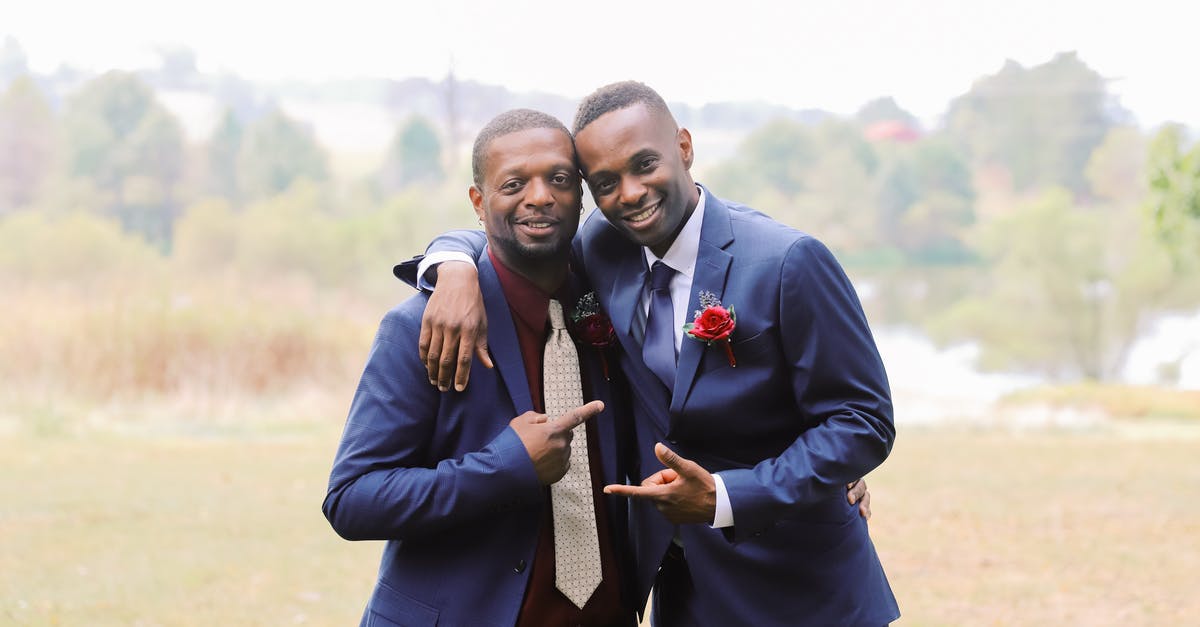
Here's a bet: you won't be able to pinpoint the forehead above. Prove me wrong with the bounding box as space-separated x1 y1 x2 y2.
574 103 672 165
484 127 575 179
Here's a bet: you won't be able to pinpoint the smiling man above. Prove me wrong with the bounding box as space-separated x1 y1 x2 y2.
413 82 898 626
324 109 637 626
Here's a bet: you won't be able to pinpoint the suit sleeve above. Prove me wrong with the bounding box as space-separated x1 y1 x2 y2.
720 236 895 540
391 229 489 291
322 308 542 541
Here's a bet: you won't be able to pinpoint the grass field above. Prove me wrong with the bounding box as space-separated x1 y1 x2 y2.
2 423 1198 626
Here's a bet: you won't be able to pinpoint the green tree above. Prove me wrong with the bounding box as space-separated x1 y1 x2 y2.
379 115 445 193
946 52 1116 195
0 76 57 212
207 108 243 200
872 137 976 263
1086 127 1146 205
707 118 883 254
706 118 817 199
1146 124 1200 253
61 71 185 246
932 189 1194 380
855 97 918 127
236 108 328 200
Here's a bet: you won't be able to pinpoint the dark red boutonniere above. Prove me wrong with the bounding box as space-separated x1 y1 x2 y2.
571 292 616 380
683 291 737 367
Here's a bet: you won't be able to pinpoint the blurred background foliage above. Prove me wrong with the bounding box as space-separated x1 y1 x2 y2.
2 30 1199 627
0 45 1198 429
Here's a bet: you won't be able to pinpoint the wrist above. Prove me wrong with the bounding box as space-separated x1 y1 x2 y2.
437 260 477 281
439 260 476 274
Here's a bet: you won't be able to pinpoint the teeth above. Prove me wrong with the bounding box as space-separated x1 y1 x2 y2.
628 204 657 223
526 222 550 228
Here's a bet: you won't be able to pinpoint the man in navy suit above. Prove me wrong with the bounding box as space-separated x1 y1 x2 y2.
323 109 638 626
416 82 898 625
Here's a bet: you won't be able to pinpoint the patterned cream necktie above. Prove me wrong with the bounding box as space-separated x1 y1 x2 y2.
544 299 602 609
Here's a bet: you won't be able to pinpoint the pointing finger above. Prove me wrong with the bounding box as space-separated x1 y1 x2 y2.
603 483 662 499
555 400 604 431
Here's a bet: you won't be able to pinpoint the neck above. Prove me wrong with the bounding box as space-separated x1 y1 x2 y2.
493 248 569 295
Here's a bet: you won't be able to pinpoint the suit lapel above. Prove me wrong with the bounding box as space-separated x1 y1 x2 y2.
478 249 534 414
670 191 734 414
605 249 649 352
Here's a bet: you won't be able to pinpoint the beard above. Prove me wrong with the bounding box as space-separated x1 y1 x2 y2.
486 222 574 277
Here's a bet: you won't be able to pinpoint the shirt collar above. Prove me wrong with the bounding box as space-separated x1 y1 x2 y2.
643 185 706 278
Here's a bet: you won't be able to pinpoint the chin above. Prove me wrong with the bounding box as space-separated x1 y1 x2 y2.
516 240 571 261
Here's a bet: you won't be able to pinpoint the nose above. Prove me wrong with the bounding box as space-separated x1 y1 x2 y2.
525 177 554 207
618 177 646 207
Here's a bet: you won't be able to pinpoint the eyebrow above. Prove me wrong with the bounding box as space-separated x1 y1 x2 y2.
585 148 659 180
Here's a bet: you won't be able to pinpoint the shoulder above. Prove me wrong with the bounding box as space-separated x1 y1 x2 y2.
375 292 431 346
710 193 820 261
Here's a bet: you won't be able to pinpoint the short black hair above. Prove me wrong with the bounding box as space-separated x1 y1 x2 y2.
472 109 572 187
572 81 673 134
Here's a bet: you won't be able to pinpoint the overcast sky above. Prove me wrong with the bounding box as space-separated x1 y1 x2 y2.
4 0 1197 128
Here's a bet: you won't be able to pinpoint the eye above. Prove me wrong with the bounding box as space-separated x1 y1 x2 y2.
551 172 571 186
636 156 658 172
501 179 524 193
592 178 616 195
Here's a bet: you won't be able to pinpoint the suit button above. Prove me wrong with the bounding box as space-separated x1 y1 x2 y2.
668 439 678 445
514 559 526 574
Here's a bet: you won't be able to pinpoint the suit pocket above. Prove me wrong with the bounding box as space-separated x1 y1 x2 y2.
366 580 440 626
702 330 773 373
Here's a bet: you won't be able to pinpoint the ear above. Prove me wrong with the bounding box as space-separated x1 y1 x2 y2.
677 127 694 170
469 186 485 222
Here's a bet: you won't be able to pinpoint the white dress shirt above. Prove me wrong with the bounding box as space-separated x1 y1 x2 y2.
416 186 735 528
635 188 734 529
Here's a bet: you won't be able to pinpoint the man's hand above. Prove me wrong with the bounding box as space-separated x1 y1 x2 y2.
511 401 604 485
847 478 871 521
604 443 716 524
420 261 492 392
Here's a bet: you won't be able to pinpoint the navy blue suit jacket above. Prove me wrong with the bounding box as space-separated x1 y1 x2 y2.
324 248 633 626
420 187 899 625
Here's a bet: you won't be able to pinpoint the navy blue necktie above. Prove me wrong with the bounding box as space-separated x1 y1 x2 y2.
643 261 677 391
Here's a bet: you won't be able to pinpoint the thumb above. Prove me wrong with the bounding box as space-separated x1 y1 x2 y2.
654 442 695 475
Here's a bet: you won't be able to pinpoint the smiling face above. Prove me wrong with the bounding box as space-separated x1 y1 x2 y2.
469 127 582 278
573 103 700 257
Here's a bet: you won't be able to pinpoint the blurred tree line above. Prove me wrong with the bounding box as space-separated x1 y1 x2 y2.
1 51 1198 389
0 69 471 295
702 52 1199 382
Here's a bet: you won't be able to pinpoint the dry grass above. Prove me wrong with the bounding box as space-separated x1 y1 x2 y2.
1001 383 1200 420
2 424 1198 625
0 427 379 626
870 426 1200 625
0 280 387 405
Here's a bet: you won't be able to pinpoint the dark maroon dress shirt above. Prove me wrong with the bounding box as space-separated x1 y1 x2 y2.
488 249 629 627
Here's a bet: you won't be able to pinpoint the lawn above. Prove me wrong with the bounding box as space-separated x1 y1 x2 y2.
2 423 1197 625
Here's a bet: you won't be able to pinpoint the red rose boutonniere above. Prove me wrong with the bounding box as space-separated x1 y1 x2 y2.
683 291 737 367
571 291 616 380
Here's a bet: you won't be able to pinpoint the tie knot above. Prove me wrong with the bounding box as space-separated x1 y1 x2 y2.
650 261 675 291
548 299 567 330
